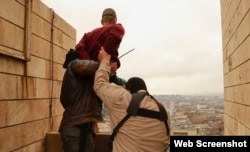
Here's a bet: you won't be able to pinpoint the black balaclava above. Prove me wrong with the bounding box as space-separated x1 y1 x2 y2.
125 77 147 93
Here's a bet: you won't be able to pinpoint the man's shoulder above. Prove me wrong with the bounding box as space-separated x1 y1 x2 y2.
112 23 124 30
103 23 124 31
89 24 124 34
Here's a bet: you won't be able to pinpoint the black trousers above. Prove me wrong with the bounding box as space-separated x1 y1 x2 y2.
60 123 93 152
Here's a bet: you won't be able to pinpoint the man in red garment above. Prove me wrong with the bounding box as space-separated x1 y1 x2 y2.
75 8 125 68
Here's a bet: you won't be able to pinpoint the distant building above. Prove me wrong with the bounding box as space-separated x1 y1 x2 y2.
197 108 215 114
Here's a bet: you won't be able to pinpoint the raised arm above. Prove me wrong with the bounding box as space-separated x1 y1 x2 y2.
70 59 99 76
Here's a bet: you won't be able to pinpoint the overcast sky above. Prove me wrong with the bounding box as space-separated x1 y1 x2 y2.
41 0 223 95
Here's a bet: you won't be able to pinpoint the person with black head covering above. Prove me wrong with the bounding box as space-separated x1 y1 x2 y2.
93 47 170 152
125 77 148 93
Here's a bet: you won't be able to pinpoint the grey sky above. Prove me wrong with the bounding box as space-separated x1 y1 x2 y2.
41 0 223 95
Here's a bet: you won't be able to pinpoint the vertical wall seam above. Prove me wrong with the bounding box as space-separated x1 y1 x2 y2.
24 0 32 61
49 9 55 130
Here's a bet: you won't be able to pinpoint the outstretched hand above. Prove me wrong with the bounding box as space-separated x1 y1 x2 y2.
98 47 111 61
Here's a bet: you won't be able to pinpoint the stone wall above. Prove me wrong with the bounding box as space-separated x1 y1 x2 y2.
0 0 76 151
220 0 250 135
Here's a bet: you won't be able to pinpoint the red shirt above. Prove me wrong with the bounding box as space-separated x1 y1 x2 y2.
76 23 125 62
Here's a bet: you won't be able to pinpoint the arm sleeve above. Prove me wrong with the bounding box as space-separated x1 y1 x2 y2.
110 75 127 86
75 34 90 59
93 59 111 93
70 59 99 75
103 24 125 58
94 59 131 111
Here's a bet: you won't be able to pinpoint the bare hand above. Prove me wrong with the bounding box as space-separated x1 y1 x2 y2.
98 47 111 61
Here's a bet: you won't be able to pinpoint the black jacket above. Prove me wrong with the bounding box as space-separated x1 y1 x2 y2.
59 59 102 130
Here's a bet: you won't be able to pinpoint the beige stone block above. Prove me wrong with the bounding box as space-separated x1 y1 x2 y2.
238 60 250 83
232 84 250 106
236 12 250 48
221 0 240 45
0 18 24 51
31 34 51 60
236 104 246 126
239 122 250 135
224 85 240 104
32 13 51 41
223 28 247 65
0 73 18 100
221 0 242 55
0 119 49 152
224 114 234 135
52 115 63 131
221 0 233 24
220 0 232 16
0 0 25 27
243 84 250 106
224 103 238 135
222 35 230 60
53 80 62 98
222 47 227 62
238 0 250 25
223 56 230 74
14 140 45 152
243 0 250 8
230 36 250 70
0 54 25 75
0 45 25 60
53 13 76 40
63 34 76 50
53 99 64 116
16 76 25 100
246 106 250 129
225 11 245 59
54 62 65 81
224 35 235 58
53 28 64 48
18 76 28 99
224 60 250 87
0 101 8 127
33 0 52 23
17 0 25 5
224 127 231 135
22 77 51 99
53 45 67 64
225 101 237 119
223 42 229 56
26 56 51 79
0 99 50 127
220 0 227 20
231 118 238 135
223 70 235 87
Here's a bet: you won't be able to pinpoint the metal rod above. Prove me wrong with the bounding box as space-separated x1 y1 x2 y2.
119 48 135 58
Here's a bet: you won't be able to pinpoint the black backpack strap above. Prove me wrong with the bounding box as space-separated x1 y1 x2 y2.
127 92 147 115
150 94 170 136
109 114 130 143
137 108 161 119
109 92 170 151
134 94 170 136
109 92 146 151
